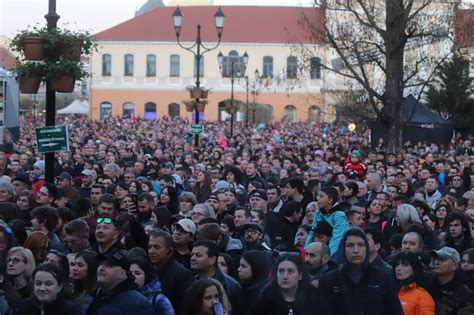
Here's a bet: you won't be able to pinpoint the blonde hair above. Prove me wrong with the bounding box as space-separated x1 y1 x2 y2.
7 246 36 277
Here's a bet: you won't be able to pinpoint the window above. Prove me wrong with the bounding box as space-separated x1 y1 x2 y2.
100 102 112 119
144 102 156 120
462 59 470 78
287 56 298 79
262 56 273 78
102 54 111 76
146 54 156 77
194 55 204 77
284 105 297 122
124 54 134 76
221 50 246 78
310 57 322 79
170 55 180 77
168 103 180 118
123 102 135 118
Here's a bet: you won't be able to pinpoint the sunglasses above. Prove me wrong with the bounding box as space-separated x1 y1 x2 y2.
97 217 113 224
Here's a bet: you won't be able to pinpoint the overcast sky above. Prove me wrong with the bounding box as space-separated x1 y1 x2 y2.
0 0 316 37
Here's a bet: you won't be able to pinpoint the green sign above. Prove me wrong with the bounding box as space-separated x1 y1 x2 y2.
190 124 203 135
35 125 69 153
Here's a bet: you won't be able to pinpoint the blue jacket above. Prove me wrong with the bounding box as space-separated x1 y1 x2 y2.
140 278 175 315
85 278 155 315
306 203 349 257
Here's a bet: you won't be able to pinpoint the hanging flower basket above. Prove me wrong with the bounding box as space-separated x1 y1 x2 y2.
59 40 82 58
19 73 42 93
196 102 206 113
184 102 194 112
49 74 76 93
186 86 210 99
22 37 44 60
14 61 45 94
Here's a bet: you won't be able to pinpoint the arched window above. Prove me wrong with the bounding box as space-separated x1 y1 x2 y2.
170 54 180 77
284 105 297 122
221 50 245 78
123 102 135 118
102 54 111 76
262 56 273 78
308 105 321 121
124 54 134 76
194 55 204 77
146 54 156 77
100 102 112 119
168 103 180 118
310 57 321 79
286 56 298 79
144 102 156 120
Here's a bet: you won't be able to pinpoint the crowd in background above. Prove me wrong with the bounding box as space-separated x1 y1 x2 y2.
0 116 471 314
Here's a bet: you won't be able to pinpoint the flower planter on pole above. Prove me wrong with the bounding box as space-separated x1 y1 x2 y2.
49 74 76 93
59 41 82 58
190 89 202 99
196 102 206 113
185 102 194 112
22 37 44 60
19 73 42 93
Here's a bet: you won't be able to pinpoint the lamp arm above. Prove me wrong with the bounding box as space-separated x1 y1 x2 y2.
200 36 222 53
175 36 199 55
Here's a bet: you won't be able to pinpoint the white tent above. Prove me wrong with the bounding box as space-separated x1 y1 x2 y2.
57 99 89 115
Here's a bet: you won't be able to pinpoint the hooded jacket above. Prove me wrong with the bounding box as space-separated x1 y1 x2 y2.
318 227 403 315
140 278 175 315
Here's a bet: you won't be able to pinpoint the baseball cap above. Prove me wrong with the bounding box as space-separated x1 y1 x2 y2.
174 218 196 235
81 169 93 176
56 172 72 181
13 174 30 185
242 222 264 234
249 189 268 201
430 247 460 264
97 249 130 270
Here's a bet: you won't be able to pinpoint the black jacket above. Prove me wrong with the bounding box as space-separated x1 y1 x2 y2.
12 296 80 315
241 278 268 315
210 267 243 315
157 254 193 313
266 212 299 248
431 271 474 315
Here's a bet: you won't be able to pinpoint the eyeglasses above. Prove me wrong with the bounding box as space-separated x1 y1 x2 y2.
273 250 301 259
7 257 26 264
97 217 113 224
191 211 205 218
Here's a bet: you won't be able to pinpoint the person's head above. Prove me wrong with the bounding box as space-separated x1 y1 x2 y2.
365 227 385 258
317 186 338 211
129 257 155 289
217 253 238 279
393 251 425 284
267 185 281 204
97 249 130 293
238 250 270 284
461 248 474 272
401 231 424 254
304 241 330 273
295 225 310 247
446 212 470 240
95 217 121 247
280 201 303 223
35 183 57 206
172 218 196 246
31 206 59 233
191 204 215 224
343 181 359 198
367 172 382 191
6 246 35 279
136 192 154 213
179 192 198 214
32 263 64 304
249 189 268 211
151 206 172 230
190 240 219 275
181 278 231 315
0 182 14 202
23 231 49 263
234 207 251 228
431 247 460 279
65 219 90 253
342 227 369 271
285 178 304 198
148 230 174 265
90 184 104 205
271 253 310 295
242 222 264 245
98 194 117 218
396 204 422 231
71 250 98 292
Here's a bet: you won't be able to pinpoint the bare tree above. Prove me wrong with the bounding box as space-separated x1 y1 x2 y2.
297 0 458 152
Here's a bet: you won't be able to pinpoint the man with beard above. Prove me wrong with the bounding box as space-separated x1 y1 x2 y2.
242 222 271 251
305 241 331 288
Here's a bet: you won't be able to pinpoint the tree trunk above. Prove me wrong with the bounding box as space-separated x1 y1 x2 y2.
384 0 406 153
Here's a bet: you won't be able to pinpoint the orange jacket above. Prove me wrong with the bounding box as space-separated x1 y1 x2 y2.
398 282 435 315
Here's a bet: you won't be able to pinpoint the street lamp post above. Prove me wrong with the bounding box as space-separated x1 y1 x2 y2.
172 6 225 147
44 0 60 184
245 69 259 128
217 52 248 140
252 69 259 124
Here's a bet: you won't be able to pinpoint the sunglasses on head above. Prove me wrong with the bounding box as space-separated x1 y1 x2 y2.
97 217 113 224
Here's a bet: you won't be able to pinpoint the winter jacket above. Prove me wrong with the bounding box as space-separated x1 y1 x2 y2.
343 161 367 179
156 255 193 314
398 282 435 315
85 277 155 315
241 278 268 315
266 212 300 248
307 203 349 257
432 271 474 315
209 267 243 315
318 227 403 315
140 278 175 315
11 296 80 315
0 291 9 315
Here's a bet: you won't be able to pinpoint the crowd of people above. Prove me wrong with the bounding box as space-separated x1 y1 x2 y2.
0 115 471 314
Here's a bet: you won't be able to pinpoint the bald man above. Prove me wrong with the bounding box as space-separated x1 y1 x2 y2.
305 241 331 288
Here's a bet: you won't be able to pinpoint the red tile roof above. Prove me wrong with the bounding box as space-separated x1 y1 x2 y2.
0 47 16 70
455 8 474 48
94 6 325 44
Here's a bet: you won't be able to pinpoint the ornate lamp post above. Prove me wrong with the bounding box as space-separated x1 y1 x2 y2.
245 69 259 128
217 51 248 140
172 6 225 147
252 69 259 124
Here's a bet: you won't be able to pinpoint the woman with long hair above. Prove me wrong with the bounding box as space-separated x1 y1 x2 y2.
218 253 238 280
252 254 317 315
393 251 435 315
23 231 49 264
192 170 212 203
0 261 21 315
151 206 172 232
11 263 79 314
237 250 270 314
129 257 174 315
180 278 231 315
70 250 98 304
158 186 179 214
399 179 415 200
6 247 36 299
434 200 452 241
342 181 359 205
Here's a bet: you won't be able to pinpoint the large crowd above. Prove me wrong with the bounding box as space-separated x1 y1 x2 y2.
0 115 471 314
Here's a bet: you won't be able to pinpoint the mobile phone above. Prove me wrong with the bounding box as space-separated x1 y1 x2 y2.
213 303 224 315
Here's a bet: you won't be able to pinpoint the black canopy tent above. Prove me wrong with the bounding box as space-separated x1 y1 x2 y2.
370 95 453 146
